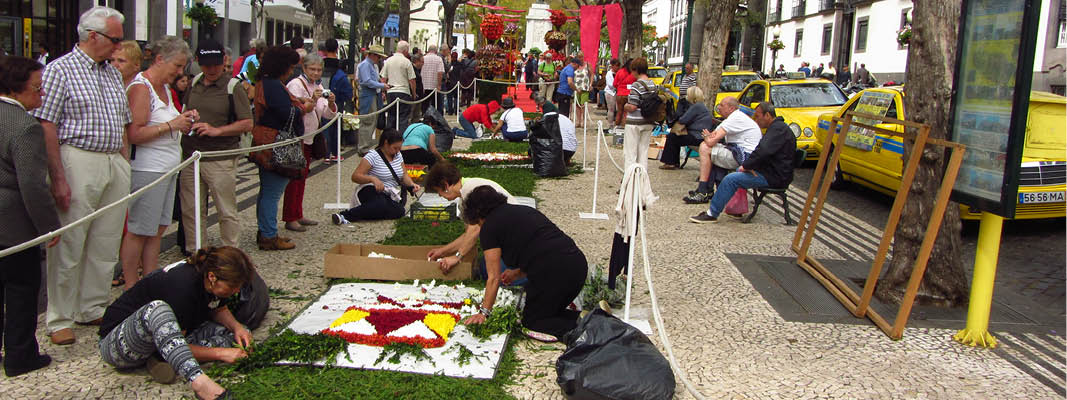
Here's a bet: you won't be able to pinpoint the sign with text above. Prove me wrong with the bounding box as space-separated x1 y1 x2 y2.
948 0 1040 218
844 91 894 151
383 14 400 38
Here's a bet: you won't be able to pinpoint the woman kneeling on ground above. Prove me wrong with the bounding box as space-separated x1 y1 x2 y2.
423 162 521 281
461 187 588 341
400 115 446 167
98 246 256 400
330 129 421 224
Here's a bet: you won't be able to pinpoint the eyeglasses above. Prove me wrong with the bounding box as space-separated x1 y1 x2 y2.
90 30 123 45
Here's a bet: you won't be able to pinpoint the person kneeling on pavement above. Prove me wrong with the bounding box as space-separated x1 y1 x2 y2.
461 186 588 342
98 246 256 400
401 115 446 167
423 162 527 285
690 102 796 223
682 96 762 204
331 129 421 224
493 98 528 142
453 100 500 139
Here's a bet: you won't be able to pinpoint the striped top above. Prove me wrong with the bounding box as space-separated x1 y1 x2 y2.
626 79 657 124
31 46 131 153
364 149 406 189
678 73 697 98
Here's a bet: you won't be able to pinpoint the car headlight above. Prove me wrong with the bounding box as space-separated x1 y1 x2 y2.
789 123 801 138
804 127 814 137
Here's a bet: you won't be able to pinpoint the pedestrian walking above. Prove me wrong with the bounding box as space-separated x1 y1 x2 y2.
32 6 133 346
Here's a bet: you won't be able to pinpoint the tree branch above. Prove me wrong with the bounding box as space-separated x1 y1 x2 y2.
410 0 431 14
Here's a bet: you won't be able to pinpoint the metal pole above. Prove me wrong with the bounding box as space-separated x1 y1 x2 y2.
581 105 588 170
623 166 639 321
578 121 608 220
953 211 1004 348
193 152 202 250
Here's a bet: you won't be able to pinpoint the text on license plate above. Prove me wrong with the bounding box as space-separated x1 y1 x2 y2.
1018 191 1066 204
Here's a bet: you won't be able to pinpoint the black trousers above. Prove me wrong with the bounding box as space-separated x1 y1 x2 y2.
385 92 413 135
400 148 438 167
340 186 406 221
522 253 587 338
0 246 44 371
557 94 573 117
659 132 703 166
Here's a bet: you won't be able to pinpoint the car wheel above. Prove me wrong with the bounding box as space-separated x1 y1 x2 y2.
828 146 848 190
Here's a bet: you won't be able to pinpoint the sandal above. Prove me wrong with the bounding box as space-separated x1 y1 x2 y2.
658 164 679 170
111 277 125 287
523 329 558 343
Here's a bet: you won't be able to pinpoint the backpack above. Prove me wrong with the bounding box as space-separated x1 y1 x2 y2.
186 73 252 148
635 80 669 123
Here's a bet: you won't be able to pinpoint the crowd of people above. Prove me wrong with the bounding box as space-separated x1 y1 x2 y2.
0 5 811 400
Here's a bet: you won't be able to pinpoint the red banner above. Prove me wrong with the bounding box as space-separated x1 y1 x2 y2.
604 4 623 60
579 6 603 69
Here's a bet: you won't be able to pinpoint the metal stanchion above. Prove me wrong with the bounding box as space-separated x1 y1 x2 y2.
325 120 347 209
579 121 609 220
193 151 202 249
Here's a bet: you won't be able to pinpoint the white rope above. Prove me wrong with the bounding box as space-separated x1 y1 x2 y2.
631 167 708 400
474 78 557 87
0 153 202 258
599 121 625 173
200 110 343 159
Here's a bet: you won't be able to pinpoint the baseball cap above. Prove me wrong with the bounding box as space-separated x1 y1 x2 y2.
196 39 225 66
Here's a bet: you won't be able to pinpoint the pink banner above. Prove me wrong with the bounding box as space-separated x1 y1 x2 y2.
604 3 623 60
579 6 603 69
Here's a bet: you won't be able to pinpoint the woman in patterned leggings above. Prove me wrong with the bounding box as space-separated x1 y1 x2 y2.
97 246 256 400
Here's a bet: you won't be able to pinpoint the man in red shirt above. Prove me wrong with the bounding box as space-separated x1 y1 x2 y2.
453 100 500 139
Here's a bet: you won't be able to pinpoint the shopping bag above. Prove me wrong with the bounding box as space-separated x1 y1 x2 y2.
724 188 749 215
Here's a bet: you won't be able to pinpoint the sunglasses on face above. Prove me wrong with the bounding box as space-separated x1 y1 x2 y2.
90 30 123 45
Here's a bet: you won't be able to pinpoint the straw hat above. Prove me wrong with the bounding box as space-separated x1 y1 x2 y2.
367 44 387 57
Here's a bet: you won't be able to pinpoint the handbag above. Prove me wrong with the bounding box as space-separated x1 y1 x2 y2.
249 83 307 178
269 107 306 171
724 188 749 215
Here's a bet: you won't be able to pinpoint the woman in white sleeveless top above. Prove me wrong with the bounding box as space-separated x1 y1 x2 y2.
120 36 197 290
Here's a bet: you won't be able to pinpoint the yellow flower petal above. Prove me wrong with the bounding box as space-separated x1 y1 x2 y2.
329 308 370 329
423 313 458 340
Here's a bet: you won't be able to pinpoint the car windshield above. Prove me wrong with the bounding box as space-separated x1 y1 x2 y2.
770 83 848 107
648 68 667 78
720 74 758 92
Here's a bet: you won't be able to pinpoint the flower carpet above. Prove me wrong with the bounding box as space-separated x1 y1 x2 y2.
283 282 519 379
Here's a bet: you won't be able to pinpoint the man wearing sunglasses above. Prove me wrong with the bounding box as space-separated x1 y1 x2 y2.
30 6 133 347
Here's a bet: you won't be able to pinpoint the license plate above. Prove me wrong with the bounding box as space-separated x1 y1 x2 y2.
1018 191 1066 204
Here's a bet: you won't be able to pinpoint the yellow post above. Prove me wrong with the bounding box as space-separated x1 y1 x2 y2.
953 211 1003 348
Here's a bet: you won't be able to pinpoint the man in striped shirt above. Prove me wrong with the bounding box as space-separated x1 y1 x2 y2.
678 63 697 100
31 6 133 346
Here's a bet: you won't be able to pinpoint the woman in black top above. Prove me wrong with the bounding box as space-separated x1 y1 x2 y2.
461 187 588 340
98 246 256 400
659 86 717 169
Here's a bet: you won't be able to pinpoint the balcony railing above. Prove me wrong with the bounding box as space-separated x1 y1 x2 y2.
819 0 835 12
792 1 806 18
769 11 780 23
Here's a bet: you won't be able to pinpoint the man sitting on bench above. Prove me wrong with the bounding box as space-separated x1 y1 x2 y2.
682 96 762 204
689 102 796 223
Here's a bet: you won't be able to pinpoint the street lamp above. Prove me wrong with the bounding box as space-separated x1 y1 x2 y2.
769 26 781 76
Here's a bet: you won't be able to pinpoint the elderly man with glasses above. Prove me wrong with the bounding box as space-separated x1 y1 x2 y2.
30 6 134 346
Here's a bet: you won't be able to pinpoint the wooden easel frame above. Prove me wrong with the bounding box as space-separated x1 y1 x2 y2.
791 111 966 340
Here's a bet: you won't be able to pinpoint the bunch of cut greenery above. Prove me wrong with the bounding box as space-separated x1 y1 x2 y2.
581 265 624 310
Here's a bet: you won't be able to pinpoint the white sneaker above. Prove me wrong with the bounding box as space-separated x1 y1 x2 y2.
475 125 484 137
331 213 349 225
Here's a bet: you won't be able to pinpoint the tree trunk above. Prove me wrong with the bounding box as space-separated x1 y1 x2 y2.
621 0 644 59
874 0 968 307
399 0 411 41
695 0 740 107
442 4 457 49
311 0 334 51
741 0 765 71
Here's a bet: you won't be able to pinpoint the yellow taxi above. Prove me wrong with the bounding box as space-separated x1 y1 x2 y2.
663 68 760 116
814 87 1066 220
647 66 668 85
737 78 847 159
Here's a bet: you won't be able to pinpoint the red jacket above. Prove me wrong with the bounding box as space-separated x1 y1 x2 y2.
462 100 500 127
614 69 635 98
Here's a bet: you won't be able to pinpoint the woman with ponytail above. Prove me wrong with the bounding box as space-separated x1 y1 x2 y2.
97 246 256 400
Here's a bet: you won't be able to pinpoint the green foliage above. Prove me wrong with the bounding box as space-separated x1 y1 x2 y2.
445 343 490 366
374 342 434 366
466 140 530 154
186 4 219 27
581 265 624 310
382 219 467 246
460 166 536 197
463 305 522 341
334 24 349 40
235 330 351 371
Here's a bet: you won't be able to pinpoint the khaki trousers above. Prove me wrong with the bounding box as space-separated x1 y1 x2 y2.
46 145 130 332
179 157 239 250
623 123 654 171
539 82 557 102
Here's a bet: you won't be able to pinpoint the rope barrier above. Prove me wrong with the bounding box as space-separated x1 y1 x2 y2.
474 78 557 86
0 152 202 258
599 122 625 173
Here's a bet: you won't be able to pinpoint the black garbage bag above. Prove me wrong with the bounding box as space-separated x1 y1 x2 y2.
556 310 675 400
230 270 270 330
529 114 567 177
425 107 455 152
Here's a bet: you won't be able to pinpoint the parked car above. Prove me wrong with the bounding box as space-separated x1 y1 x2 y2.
647 66 668 85
814 87 1066 220
737 78 848 159
662 68 760 115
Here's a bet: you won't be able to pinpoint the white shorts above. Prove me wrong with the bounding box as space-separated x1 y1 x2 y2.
127 170 177 236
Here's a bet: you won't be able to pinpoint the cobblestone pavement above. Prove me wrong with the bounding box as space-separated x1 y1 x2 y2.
2 109 1062 399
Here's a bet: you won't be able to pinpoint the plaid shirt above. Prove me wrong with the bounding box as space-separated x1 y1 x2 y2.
31 46 131 153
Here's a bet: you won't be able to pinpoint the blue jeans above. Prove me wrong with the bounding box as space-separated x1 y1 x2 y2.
707 170 768 217
256 167 290 238
502 130 528 142
453 115 480 139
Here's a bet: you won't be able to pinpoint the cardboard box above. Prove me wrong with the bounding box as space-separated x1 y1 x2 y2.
648 135 667 160
324 243 475 280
